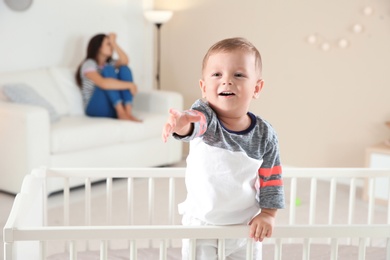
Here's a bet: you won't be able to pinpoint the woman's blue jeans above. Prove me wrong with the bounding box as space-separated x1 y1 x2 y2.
86 65 133 118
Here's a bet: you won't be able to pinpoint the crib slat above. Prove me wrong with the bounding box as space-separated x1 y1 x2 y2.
289 177 297 225
40 241 46 260
129 240 137 260
148 177 155 225
358 237 366 260
347 178 357 245
309 178 317 225
43 178 48 226
168 177 175 248
100 240 108 260
367 178 375 225
64 178 70 226
128 177 134 225
367 178 375 247
85 178 91 226
159 239 167 260
106 178 113 225
274 238 282 260
106 178 113 250
69 240 77 260
330 238 338 260
169 177 175 225
348 178 356 225
246 238 253 260
40 179 48 260
148 177 155 248
328 178 337 225
189 239 196 260
217 239 225 260
303 238 310 260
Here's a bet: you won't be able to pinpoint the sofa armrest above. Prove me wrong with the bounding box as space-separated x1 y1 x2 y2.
134 90 183 114
0 102 50 194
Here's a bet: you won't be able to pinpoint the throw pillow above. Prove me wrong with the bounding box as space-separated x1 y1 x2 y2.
2 83 60 123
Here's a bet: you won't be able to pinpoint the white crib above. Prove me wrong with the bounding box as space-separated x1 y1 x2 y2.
3 167 390 260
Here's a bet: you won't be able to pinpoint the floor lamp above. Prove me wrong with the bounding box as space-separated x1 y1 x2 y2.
144 10 173 90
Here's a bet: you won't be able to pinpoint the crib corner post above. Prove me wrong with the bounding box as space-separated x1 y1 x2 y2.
4 241 13 260
386 238 390 260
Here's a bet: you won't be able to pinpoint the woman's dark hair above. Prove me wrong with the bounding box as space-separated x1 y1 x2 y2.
75 33 111 88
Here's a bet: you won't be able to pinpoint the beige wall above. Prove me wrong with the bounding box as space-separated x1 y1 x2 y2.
155 0 390 167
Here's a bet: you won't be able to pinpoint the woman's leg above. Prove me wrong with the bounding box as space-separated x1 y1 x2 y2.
100 65 132 120
117 66 142 122
85 87 117 118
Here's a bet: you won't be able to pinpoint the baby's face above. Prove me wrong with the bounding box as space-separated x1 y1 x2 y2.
200 50 263 119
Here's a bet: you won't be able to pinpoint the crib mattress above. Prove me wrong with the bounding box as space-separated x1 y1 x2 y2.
46 244 386 260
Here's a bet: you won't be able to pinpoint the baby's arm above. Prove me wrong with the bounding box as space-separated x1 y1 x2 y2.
248 208 277 242
162 109 203 143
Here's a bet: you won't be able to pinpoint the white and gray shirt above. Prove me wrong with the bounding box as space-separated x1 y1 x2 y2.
175 99 285 225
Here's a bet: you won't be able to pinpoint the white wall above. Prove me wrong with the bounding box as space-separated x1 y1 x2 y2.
0 0 154 90
156 0 390 167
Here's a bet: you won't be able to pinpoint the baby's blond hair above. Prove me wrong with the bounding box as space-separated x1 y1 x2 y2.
202 37 262 77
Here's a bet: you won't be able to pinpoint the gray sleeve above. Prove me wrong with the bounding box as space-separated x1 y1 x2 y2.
258 129 285 209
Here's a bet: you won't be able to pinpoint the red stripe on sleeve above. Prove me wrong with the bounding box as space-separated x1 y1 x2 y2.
258 165 282 177
260 179 283 188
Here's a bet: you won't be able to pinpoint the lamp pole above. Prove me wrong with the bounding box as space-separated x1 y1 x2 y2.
144 10 173 90
155 23 162 90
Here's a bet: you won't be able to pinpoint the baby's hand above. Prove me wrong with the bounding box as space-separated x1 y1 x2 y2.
162 109 201 143
248 210 276 242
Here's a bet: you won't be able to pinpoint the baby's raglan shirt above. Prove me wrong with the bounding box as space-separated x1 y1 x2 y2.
174 99 285 225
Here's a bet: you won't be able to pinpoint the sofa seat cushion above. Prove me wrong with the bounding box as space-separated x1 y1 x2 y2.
119 111 168 143
51 116 123 154
50 112 168 154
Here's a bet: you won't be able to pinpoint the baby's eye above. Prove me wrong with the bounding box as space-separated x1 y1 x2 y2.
212 72 221 77
235 73 245 77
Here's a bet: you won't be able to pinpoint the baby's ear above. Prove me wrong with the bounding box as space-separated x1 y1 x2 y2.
199 79 207 98
253 79 264 99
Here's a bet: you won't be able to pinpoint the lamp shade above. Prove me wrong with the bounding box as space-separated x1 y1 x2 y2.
144 10 173 24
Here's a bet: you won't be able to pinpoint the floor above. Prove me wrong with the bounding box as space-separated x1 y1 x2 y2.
1 162 389 259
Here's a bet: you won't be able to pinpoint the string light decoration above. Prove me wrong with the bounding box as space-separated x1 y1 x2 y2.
306 5 374 51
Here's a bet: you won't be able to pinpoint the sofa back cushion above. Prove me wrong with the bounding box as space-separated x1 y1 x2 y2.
0 68 69 116
49 67 84 116
2 83 61 122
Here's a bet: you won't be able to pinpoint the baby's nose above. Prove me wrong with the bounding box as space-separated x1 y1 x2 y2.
222 77 233 85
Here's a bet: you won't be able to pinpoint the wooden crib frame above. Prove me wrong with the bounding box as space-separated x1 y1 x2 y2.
4 167 390 260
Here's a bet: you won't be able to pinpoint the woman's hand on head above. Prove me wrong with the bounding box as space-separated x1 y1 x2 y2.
108 33 117 45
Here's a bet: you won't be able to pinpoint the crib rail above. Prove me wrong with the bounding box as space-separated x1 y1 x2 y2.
39 167 390 226
5 224 390 260
4 167 390 260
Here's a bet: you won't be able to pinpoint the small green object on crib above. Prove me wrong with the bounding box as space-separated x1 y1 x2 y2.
295 198 301 206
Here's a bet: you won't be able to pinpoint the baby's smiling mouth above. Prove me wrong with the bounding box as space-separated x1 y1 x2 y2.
219 91 235 96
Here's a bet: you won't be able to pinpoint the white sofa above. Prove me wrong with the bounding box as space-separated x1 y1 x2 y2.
0 67 183 194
